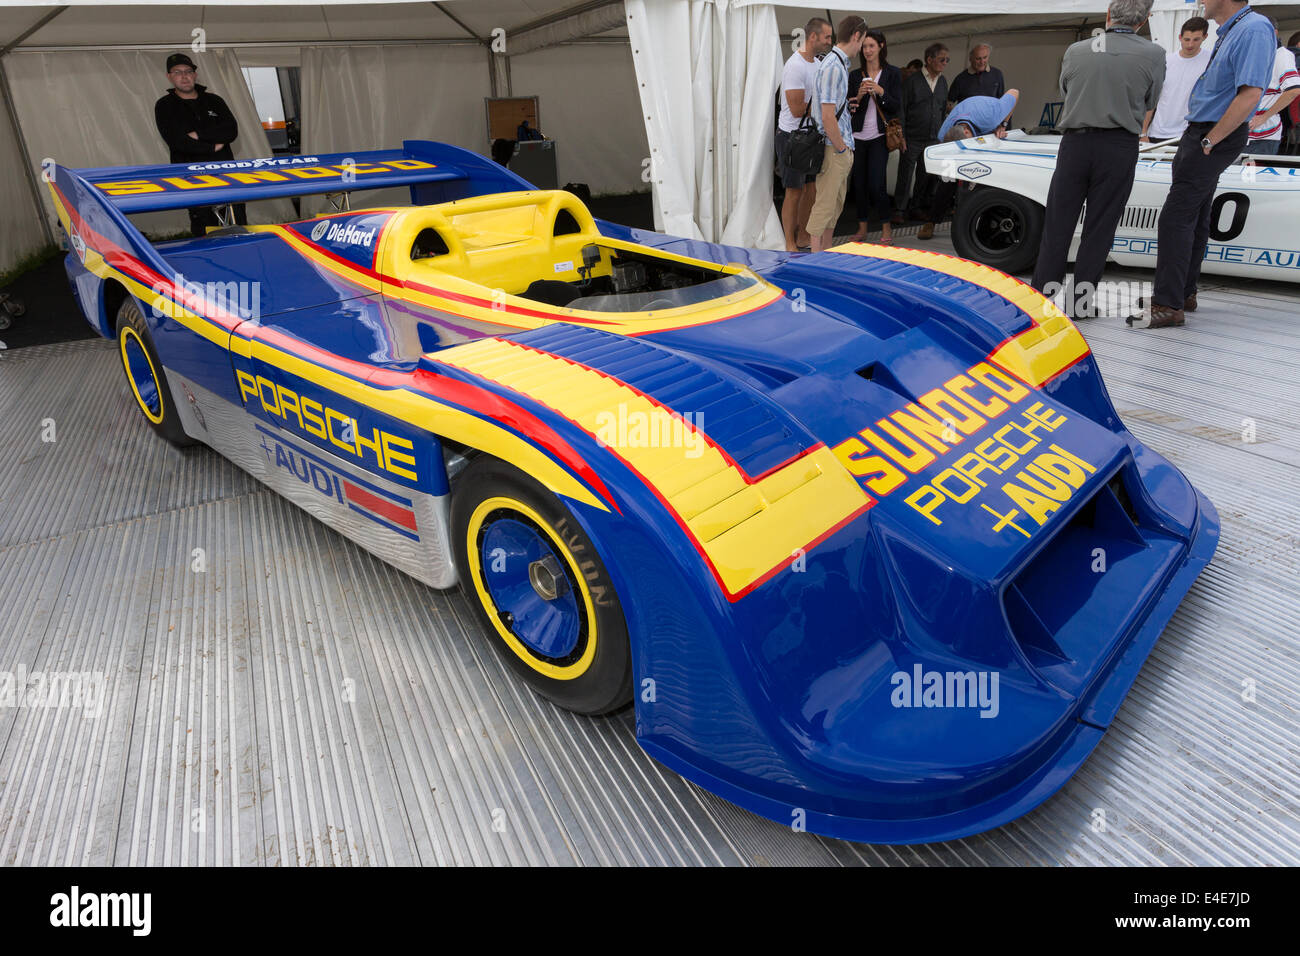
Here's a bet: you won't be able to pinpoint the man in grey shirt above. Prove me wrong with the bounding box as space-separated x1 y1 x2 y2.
1030 0 1165 318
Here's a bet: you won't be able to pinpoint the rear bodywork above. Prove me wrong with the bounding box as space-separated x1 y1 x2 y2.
926 130 1300 282
50 141 1218 844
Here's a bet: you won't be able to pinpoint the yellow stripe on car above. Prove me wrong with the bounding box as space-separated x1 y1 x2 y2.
438 337 873 599
829 243 1091 387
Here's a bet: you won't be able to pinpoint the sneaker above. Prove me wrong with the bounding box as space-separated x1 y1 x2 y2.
918 222 935 240
1126 304 1185 329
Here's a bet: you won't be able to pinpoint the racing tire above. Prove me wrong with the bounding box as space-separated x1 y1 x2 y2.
952 187 1044 276
114 296 194 446
451 456 633 716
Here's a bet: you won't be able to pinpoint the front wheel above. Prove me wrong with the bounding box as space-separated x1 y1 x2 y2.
451 456 633 715
952 187 1044 275
115 297 194 446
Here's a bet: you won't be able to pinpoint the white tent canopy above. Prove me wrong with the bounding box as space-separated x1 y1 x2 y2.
630 0 1297 249
2 0 1299 275
0 0 645 274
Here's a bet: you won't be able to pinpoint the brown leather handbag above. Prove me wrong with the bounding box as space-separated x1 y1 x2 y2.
871 92 906 152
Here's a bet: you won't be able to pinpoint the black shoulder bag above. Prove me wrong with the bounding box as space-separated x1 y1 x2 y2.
783 94 848 177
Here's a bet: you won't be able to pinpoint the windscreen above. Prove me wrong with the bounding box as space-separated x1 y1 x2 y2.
568 272 759 313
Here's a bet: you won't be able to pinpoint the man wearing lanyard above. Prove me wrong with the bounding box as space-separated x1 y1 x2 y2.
1128 0 1274 329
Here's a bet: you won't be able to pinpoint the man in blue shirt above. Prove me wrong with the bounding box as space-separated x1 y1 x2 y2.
936 91 1020 142
918 91 1019 239
1129 0 1275 328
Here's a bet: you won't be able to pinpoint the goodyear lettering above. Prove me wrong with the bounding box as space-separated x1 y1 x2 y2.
187 156 324 171
96 159 437 197
235 369 417 482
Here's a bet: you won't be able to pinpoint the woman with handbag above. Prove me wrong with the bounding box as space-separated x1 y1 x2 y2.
847 30 903 243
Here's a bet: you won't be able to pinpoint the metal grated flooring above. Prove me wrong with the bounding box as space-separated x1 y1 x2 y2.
1 258 1297 866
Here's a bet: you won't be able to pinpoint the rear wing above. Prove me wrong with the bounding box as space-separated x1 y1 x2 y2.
65 139 534 214
45 140 538 334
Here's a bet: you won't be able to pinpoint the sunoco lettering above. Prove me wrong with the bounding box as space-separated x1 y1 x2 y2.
95 159 437 196
832 361 1031 496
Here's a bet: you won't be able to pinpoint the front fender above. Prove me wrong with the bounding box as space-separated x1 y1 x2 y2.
924 137 1058 206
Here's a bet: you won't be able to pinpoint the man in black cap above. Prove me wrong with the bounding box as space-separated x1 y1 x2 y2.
154 53 244 236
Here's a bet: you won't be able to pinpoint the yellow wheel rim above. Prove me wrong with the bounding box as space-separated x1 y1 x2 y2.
119 324 166 425
466 496 598 680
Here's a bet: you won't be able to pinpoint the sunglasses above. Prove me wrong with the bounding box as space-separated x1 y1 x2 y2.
169 68 196 77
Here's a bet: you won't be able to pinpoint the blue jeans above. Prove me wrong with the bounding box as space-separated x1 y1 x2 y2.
1241 138 1280 155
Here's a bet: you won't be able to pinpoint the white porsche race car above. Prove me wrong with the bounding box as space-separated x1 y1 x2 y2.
925 131 1300 282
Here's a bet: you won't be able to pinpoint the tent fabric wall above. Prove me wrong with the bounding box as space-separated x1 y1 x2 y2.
508 43 649 195
627 0 784 247
301 45 490 154
299 44 491 212
5 48 291 239
887 30 1087 132
759 1 1104 11
0 70 46 275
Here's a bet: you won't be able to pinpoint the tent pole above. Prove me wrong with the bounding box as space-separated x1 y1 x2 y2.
0 5 68 57
430 1 498 95
0 58 55 248
1 4 67 249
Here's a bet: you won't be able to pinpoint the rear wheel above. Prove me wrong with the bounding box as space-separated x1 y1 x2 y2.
451 456 633 715
115 297 193 446
952 187 1044 275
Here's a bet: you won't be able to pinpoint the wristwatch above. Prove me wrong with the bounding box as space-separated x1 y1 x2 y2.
1201 136 1214 151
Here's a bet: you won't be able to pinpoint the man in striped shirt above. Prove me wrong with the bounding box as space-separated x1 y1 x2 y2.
806 15 868 252
1244 19 1300 155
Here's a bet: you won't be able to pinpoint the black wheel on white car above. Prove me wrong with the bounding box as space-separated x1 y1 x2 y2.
952 187 1044 275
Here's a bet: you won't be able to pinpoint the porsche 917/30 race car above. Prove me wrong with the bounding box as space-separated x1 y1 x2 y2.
927 131 1300 281
48 140 1218 844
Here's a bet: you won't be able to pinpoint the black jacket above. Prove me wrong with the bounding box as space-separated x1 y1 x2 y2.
902 69 949 142
947 66 1005 105
154 85 239 163
848 63 901 135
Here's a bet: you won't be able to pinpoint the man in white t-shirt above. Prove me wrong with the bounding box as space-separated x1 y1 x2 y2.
1143 16 1211 142
1244 19 1300 154
776 16 833 251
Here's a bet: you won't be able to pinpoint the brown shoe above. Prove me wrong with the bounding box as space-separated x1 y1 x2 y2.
890 212 905 226
1126 304 1185 329
918 222 935 240
1138 293 1197 313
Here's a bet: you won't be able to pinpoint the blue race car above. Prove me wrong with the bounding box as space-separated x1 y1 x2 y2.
49 141 1218 844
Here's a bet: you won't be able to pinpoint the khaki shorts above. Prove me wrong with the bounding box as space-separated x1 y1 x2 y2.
806 143 853 236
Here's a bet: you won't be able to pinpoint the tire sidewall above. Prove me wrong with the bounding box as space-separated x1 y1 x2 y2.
953 187 1044 275
451 457 633 715
115 296 192 445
